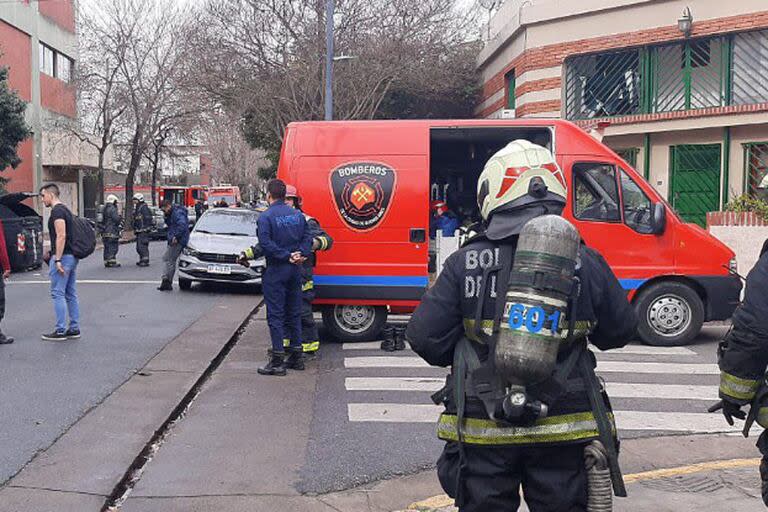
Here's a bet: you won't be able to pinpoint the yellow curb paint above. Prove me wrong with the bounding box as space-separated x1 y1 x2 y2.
406 458 761 510
623 457 760 483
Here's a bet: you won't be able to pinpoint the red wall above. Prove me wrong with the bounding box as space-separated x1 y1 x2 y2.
39 0 75 33
3 140 34 194
0 21 31 101
40 73 76 118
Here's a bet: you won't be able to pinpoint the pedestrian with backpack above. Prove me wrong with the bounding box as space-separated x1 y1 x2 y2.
40 183 96 341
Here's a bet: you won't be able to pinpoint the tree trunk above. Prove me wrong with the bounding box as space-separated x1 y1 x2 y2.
151 155 159 207
124 128 143 230
97 148 106 206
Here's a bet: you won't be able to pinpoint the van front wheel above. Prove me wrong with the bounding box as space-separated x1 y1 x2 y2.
322 305 388 342
634 282 704 346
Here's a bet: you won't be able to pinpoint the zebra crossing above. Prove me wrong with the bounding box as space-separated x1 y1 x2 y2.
341 340 744 436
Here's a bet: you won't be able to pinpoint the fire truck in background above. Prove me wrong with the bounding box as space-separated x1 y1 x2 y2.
206 185 242 207
158 185 207 207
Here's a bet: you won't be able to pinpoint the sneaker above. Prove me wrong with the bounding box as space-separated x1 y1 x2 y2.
0 335 14 344
65 329 81 339
42 331 68 341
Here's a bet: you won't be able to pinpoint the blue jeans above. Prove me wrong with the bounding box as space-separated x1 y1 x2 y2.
49 254 80 333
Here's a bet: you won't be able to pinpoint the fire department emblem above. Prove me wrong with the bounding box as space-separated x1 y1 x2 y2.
330 162 396 231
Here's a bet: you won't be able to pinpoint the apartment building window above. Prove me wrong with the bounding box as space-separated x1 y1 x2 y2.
652 37 727 112
744 143 768 201
39 44 55 76
733 30 768 105
615 148 639 169
565 48 642 119
505 69 515 109
39 43 74 82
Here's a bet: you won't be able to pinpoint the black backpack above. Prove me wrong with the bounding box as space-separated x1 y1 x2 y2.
69 214 97 259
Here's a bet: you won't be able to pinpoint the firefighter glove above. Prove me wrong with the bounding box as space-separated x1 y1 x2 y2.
708 399 747 426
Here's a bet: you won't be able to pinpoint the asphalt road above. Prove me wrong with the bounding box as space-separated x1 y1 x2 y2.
0 241 259 485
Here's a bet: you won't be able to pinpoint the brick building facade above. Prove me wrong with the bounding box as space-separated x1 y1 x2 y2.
478 0 768 225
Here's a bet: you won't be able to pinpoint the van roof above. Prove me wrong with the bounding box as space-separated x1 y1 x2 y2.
285 119 609 158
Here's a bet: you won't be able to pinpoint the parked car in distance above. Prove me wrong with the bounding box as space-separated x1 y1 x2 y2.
177 207 265 290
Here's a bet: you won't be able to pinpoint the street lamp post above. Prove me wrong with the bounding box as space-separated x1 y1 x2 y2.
324 0 335 121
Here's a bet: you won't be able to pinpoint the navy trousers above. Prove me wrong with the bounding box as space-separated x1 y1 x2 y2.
263 263 302 353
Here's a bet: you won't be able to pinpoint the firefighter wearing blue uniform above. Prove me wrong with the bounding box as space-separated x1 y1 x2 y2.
284 184 333 355
406 141 637 512
711 241 768 506
255 179 313 376
430 200 460 239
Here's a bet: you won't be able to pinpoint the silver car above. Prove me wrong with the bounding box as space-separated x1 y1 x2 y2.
177 208 265 289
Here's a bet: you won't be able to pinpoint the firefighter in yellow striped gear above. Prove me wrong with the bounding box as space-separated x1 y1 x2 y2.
280 185 333 355
405 141 638 512
710 241 768 506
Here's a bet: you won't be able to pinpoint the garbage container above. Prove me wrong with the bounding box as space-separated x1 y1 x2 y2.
0 192 43 272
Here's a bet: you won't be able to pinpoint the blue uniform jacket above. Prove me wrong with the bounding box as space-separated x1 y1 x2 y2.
257 200 312 265
430 213 461 238
166 204 190 247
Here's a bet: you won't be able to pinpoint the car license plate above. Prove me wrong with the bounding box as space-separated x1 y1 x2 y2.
207 264 232 275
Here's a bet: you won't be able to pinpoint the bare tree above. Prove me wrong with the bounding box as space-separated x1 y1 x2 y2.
186 0 480 171
203 113 268 194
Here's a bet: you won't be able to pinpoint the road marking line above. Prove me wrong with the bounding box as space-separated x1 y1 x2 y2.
596 361 719 374
346 377 445 391
605 383 717 400
8 280 158 285
344 379 716 399
343 341 387 350
345 357 431 368
348 405 742 433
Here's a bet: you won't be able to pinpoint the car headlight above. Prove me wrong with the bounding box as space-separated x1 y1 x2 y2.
183 246 200 257
729 257 738 274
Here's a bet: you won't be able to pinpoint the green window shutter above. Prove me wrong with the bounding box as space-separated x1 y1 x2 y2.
505 70 516 109
615 148 639 169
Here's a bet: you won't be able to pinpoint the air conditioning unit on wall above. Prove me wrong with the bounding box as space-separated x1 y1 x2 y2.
501 109 516 119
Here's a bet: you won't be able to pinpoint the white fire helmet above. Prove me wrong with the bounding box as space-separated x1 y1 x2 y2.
476 140 568 240
106 194 119 204
132 193 145 202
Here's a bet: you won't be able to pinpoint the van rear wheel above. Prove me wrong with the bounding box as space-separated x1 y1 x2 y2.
634 282 704 346
322 305 388 342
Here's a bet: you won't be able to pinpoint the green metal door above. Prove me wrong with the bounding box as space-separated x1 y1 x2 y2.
670 144 721 226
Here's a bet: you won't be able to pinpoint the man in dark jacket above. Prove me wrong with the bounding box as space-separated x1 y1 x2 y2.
712 244 768 505
101 194 123 268
132 193 154 267
158 200 189 291
255 179 312 376
406 140 637 512
284 184 333 355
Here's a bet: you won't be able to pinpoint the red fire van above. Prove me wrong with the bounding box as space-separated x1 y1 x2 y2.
277 119 741 346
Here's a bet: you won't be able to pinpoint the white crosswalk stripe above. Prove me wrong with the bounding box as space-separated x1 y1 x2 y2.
341 342 734 435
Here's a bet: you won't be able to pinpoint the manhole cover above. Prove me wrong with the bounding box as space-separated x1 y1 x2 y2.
641 473 726 493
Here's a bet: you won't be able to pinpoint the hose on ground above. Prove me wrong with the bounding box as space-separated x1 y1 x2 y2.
584 440 613 512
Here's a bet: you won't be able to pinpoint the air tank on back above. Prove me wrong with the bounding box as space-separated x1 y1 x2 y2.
496 215 581 386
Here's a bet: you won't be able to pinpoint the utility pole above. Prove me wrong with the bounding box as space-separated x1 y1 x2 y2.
324 0 334 121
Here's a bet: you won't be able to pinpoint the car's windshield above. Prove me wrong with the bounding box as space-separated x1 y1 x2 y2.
194 210 258 236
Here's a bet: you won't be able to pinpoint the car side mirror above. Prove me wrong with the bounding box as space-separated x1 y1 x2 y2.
651 202 666 235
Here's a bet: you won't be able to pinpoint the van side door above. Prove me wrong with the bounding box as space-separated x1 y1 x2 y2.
564 157 675 292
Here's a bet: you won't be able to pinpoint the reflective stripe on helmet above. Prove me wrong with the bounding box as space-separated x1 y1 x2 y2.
436 411 613 445
719 371 761 402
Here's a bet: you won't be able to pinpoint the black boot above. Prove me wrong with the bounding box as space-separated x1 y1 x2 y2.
380 325 396 352
394 326 407 351
285 347 305 371
258 351 287 376
157 279 172 291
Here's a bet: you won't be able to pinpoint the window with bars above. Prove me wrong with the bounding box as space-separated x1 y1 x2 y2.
652 37 727 112
744 143 768 201
565 48 642 119
733 30 768 105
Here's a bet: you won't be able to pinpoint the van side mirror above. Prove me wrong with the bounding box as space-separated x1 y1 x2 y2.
651 202 666 235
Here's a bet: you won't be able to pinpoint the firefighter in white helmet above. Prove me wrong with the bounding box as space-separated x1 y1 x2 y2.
406 140 637 511
101 194 123 268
